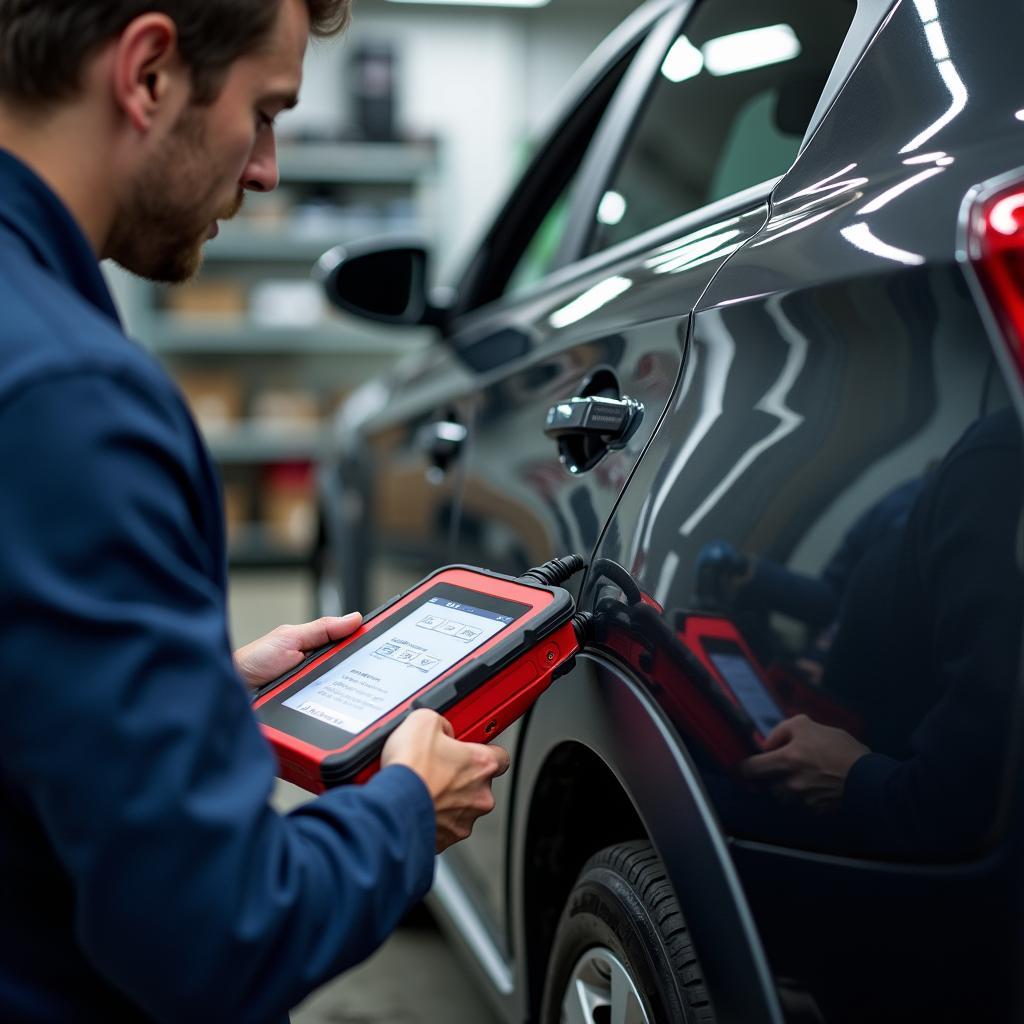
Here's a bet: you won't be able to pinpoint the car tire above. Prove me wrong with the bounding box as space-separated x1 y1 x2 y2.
540 840 714 1024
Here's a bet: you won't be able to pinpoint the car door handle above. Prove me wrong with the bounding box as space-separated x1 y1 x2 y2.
544 395 643 445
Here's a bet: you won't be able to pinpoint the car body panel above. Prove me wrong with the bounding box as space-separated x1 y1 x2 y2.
579 0 1024 1018
434 189 773 958
316 0 1024 1019
511 656 783 1024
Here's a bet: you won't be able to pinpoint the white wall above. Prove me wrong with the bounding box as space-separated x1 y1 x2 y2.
282 1 635 282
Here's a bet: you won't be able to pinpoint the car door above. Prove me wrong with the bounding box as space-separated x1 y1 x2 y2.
584 0 1024 1019
322 1 672 623
436 0 859 974
323 7 676 993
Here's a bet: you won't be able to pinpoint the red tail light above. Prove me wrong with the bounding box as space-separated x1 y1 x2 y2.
969 183 1024 377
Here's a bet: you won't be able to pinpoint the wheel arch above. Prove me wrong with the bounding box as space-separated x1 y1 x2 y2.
519 740 645 1019
511 654 783 1024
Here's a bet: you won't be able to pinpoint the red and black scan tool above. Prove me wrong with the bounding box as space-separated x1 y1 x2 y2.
253 558 585 792
675 614 787 752
598 602 782 767
673 614 863 760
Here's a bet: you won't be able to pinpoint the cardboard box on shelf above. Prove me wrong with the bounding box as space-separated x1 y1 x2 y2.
221 481 249 544
249 388 322 430
262 462 316 550
164 279 247 319
175 371 245 433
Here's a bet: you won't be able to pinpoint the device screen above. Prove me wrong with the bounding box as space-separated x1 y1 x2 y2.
259 583 532 747
706 647 784 736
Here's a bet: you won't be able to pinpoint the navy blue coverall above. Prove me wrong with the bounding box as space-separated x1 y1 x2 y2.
0 149 435 1022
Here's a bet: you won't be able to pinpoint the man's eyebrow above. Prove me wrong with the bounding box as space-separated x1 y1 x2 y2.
263 91 300 110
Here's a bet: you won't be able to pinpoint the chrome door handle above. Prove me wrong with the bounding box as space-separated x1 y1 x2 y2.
544 395 643 445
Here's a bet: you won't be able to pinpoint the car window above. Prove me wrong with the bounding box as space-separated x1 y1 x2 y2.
456 39 640 314
503 175 577 298
587 0 856 254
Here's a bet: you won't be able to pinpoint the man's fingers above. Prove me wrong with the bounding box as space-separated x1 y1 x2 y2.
284 613 362 653
761 719 797 751
739 748 791 779
439 716 455 738
491 744 511 777
318 612 363 643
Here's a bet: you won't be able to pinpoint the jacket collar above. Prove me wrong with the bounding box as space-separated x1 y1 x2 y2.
0 148 121 327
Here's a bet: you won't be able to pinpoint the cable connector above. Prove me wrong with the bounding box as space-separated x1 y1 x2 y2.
519 553 586 588
570 610 594 647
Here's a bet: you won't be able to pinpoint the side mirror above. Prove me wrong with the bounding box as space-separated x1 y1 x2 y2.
316 239 448 328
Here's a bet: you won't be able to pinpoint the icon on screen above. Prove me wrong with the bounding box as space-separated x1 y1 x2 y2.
396 649 418 662
437 621 461 636
456 626 482 642
376 644 399 658
418 615 445 630
417 656 439 670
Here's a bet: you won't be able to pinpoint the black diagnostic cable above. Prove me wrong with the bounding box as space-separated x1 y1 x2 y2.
519 553 593 650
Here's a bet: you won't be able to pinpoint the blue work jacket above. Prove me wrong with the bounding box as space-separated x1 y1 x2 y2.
0 149 435 1023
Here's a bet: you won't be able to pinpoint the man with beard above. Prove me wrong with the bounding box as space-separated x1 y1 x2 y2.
0 2 509 1020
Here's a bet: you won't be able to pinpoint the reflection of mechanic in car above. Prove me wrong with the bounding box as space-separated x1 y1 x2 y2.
695 475 923 678
740 410 1024 857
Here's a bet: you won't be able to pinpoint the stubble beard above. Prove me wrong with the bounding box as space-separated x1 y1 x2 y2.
108 108 243 284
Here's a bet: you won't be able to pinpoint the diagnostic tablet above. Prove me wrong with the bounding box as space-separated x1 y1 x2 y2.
254 565 578 791
674 614 786 748
700 636 785 738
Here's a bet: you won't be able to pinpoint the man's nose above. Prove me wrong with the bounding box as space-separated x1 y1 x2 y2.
241 131 279 193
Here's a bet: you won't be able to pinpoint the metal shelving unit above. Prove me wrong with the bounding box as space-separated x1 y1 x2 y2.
112 139 439 569
276 141 437 183
147 318 415 355
204 425 330 464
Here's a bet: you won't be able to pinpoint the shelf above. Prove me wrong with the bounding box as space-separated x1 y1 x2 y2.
204 230 349 263
202 223 425 263
276 142 437 184
228 538 313 570
204 424 330 463
146 319 418 355
109 138 439 569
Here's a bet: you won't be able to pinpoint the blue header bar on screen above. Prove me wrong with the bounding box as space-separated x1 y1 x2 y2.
427 596 516 624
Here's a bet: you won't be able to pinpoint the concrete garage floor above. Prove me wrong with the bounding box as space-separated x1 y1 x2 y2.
290 901 498 1023
230 571 501 1024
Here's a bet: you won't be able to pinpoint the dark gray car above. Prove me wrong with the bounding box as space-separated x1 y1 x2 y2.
315 0 1024 1020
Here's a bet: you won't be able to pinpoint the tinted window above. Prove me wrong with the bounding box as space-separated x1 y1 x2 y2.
588 0 855 253
460 44 638 312
503 176 577 298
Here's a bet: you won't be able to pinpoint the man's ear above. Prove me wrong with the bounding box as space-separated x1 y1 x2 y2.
111 13 189 133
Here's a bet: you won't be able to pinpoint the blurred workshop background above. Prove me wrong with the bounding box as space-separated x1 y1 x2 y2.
103 0 635 1019
107 0 634 637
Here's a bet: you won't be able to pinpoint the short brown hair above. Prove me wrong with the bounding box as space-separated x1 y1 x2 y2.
0 0 351 106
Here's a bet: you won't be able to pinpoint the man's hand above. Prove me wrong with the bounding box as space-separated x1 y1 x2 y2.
739 714 869 813
382 709 511 852
234 613 363 692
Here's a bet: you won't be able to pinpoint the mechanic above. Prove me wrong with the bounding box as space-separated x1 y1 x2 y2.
0 1 508 1021
695 475 924 678
740 410 1023 858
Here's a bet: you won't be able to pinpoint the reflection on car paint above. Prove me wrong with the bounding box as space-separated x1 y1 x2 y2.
320 0 1024 1018
591 408 1022 860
